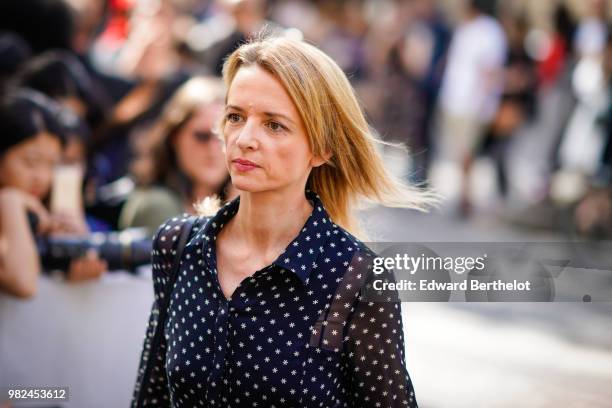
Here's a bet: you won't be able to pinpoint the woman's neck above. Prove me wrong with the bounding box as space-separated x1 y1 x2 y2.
230 188 313 252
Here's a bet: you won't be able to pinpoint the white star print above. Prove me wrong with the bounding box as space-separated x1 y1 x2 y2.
133 192 418 408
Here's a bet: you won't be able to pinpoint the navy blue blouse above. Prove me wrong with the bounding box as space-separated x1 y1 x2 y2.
133 190 418 407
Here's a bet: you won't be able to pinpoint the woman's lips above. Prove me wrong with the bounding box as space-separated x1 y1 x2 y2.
232 158 259 172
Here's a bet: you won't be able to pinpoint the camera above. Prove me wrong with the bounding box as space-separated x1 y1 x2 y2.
36 231 153 273
28 212 153 273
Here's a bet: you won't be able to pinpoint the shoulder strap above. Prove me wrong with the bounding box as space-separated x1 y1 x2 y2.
134 215 198 408
165 215 198 300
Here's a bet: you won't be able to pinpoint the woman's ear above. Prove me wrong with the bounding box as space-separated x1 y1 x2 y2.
311 150 333 168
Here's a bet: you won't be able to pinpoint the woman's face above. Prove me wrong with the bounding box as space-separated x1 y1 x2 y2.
223 65 325 195
0 132 62 199
173 104 228 193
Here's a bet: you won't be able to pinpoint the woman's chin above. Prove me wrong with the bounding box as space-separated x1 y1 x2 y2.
230 178 269 194
230 178 256 192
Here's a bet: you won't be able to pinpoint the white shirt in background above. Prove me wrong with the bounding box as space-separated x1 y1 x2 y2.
439 14 508 123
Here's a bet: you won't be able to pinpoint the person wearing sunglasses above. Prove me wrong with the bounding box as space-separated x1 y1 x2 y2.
119 77 235 234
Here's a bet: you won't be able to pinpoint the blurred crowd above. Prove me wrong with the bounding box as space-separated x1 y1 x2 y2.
1 0 612 298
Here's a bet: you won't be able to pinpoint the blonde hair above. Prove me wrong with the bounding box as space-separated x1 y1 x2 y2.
221 36 439 236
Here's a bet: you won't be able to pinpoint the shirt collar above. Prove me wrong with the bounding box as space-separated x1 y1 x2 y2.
197 189 335 285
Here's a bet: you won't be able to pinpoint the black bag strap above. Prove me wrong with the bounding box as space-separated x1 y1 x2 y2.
134 215 198 407
165 216 198 302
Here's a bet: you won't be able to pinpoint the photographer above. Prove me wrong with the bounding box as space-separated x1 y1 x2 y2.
0 89 106 299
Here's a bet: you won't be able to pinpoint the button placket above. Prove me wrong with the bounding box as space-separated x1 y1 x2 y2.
208 297 230 402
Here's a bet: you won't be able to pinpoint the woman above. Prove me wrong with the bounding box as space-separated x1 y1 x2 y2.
119 76 234 234
133 36 434 407
0 90 106 298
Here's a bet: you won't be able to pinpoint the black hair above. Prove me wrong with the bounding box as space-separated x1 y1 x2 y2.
0 0 74 54
0 88 67 155
0 31 32 90
553 3 576 49
14 50 107 129
470 0 496 16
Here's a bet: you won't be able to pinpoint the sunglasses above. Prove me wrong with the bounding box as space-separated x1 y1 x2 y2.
192 131 216 143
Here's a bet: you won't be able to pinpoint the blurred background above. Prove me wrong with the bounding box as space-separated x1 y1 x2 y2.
0 0 612 406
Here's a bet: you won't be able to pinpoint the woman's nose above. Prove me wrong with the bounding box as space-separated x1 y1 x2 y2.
235 119 258 150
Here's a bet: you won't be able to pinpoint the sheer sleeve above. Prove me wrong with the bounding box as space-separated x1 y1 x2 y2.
132 216 187 407
342 254 418 407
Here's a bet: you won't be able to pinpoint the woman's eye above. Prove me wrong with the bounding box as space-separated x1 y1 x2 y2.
227 113 241 123
267 121 285 132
